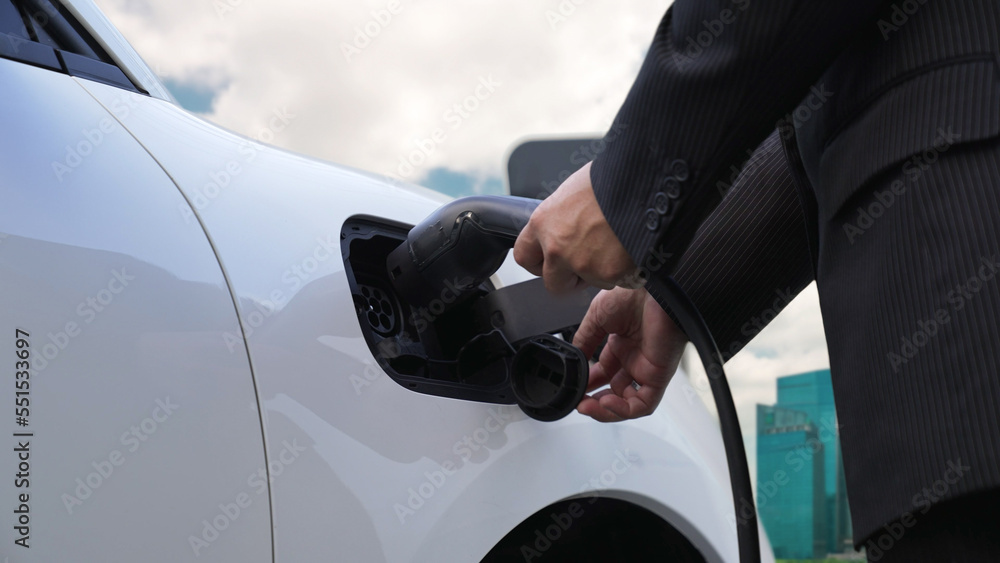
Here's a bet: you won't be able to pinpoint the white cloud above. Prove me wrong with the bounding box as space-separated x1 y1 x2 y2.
93 0 670 184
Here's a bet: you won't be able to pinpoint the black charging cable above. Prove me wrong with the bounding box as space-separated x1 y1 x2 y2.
647 275 760 563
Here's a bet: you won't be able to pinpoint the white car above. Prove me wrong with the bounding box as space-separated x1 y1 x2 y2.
0 1 773 561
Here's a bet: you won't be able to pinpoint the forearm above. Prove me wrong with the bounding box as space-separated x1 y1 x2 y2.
648 131 813 361
593 0 884 271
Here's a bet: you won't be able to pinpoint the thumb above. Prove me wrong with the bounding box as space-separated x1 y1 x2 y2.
573 290 614 359
513 219 544 277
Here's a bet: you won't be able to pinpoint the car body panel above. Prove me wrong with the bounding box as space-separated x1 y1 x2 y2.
0 58 270 561
75 76 771 562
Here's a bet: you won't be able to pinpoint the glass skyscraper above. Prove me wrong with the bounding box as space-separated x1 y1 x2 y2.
757 369 851 558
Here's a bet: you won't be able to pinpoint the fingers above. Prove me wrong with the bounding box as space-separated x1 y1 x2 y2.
515 217 593 292
512 220 544 277
614 268 647 290
595 334 625 385
573 289 640 357
585 360 613 393
573 291 611 359
578 272 617 291
609 369 638 397
578 383 665 422
541 253 581 294
620 384 667 419
577 388 643 422
577 393 624 422
594 390 635 420
512 165 636 291
576 344 670 423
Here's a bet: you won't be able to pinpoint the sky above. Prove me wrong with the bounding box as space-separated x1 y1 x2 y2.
93 0 832 489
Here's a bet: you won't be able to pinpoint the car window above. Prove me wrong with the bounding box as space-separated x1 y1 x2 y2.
23 4 63 51
0 0 144 93
0 1 28 38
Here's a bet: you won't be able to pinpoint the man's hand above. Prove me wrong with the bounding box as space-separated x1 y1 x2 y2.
573 287 688 422
513 162 639 293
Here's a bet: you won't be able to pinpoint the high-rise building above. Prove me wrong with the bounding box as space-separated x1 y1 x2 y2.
757 404 826 558
757 369 851 558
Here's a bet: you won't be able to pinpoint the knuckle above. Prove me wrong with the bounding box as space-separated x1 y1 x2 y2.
602 264 626 283
543 277 562 293
545 239 565 261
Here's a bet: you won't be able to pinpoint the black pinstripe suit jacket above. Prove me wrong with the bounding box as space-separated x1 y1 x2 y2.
592 0 1000 546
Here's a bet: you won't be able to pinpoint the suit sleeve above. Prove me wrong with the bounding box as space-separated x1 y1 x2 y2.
591 0 884 272
645 130 814 361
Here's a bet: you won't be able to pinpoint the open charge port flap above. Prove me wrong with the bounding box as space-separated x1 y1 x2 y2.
342 216 594 420
511 335 588 422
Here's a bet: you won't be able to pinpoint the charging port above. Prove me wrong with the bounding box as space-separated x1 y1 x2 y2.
342 217 513 404
342 215 594 420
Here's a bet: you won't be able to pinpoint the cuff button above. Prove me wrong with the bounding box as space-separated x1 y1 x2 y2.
663 177 682 199
653 191 670 214
645 208 659 231
671 159 690 182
